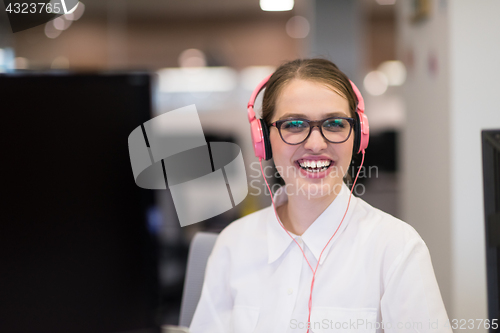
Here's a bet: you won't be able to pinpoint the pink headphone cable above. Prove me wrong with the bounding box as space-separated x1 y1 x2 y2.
259 151 365 333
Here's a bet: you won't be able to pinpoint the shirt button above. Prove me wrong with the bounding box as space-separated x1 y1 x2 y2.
287 288 293 295
297 237 303 246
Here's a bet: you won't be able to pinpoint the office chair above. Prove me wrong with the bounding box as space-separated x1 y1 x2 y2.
178 232 219 328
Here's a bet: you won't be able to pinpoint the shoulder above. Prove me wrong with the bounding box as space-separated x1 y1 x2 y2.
354 196 422 240
346 197 433 282
211 205 271 254
350 196 427 259
219 205 270 239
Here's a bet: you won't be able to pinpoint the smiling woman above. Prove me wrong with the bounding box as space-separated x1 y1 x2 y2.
190 59 452 333
269 79 354 208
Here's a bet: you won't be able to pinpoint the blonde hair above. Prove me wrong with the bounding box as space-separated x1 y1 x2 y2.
262 58 357 125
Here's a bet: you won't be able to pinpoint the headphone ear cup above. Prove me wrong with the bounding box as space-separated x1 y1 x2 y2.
260 119 273 160
353 112 361 155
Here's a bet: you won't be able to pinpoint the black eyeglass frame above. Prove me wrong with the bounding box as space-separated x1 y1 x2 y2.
270 117 355 145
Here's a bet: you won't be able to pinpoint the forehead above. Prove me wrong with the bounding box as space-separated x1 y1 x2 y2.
274 79 350 120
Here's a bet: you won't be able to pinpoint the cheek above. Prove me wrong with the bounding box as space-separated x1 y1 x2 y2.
336 137 355 165
269 132 286 162
344 137 355 156
269 131 296 171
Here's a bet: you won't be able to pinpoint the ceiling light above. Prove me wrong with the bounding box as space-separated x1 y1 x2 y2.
158 67 238 93
260 0 294 11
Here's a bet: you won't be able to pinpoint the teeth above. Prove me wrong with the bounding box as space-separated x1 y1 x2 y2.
298 159 332 171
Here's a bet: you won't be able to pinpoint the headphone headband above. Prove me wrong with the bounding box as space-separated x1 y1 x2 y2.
349 80 365 113
247 74 272 122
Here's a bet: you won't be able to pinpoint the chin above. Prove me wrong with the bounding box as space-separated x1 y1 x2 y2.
283 177 344 200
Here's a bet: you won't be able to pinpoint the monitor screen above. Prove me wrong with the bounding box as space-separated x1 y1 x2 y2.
0 73 161 333
482 129 500 329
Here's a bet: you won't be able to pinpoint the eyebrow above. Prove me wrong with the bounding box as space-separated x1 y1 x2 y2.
277 112 349 121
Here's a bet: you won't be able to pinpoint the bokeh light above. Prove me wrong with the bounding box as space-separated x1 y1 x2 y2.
45 22 62 39
378 60 407 86
286 16 310 39
14 57 29 69
178 49 206 68
71 2 85 20
364 71 389 96
53 17 72 31
51 56 70 69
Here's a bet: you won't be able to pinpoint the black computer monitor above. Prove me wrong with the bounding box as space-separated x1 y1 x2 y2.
482 129 500 330
0 73 161 333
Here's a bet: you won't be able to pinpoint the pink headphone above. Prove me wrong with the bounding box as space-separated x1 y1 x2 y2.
247 74 370 160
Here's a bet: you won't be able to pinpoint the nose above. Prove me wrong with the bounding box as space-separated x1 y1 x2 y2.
303 126 328 152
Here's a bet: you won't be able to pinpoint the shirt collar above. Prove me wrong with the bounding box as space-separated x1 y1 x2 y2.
266 183 357 265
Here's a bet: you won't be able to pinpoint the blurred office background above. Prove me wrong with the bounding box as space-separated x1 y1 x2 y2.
1 0 499 329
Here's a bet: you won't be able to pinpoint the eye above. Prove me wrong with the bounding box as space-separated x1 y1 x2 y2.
323 118 348 131
282 120 308 132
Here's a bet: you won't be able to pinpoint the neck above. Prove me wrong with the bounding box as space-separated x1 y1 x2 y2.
277 188 341 236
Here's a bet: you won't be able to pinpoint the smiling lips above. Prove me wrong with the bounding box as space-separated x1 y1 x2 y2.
296 158 333 175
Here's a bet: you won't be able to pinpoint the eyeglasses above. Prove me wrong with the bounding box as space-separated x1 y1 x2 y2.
271 117 355 145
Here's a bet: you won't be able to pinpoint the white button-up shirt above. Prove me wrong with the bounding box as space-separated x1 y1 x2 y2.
190 184 451 333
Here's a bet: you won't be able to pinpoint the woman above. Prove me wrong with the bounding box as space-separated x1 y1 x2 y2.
190 59 451 333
